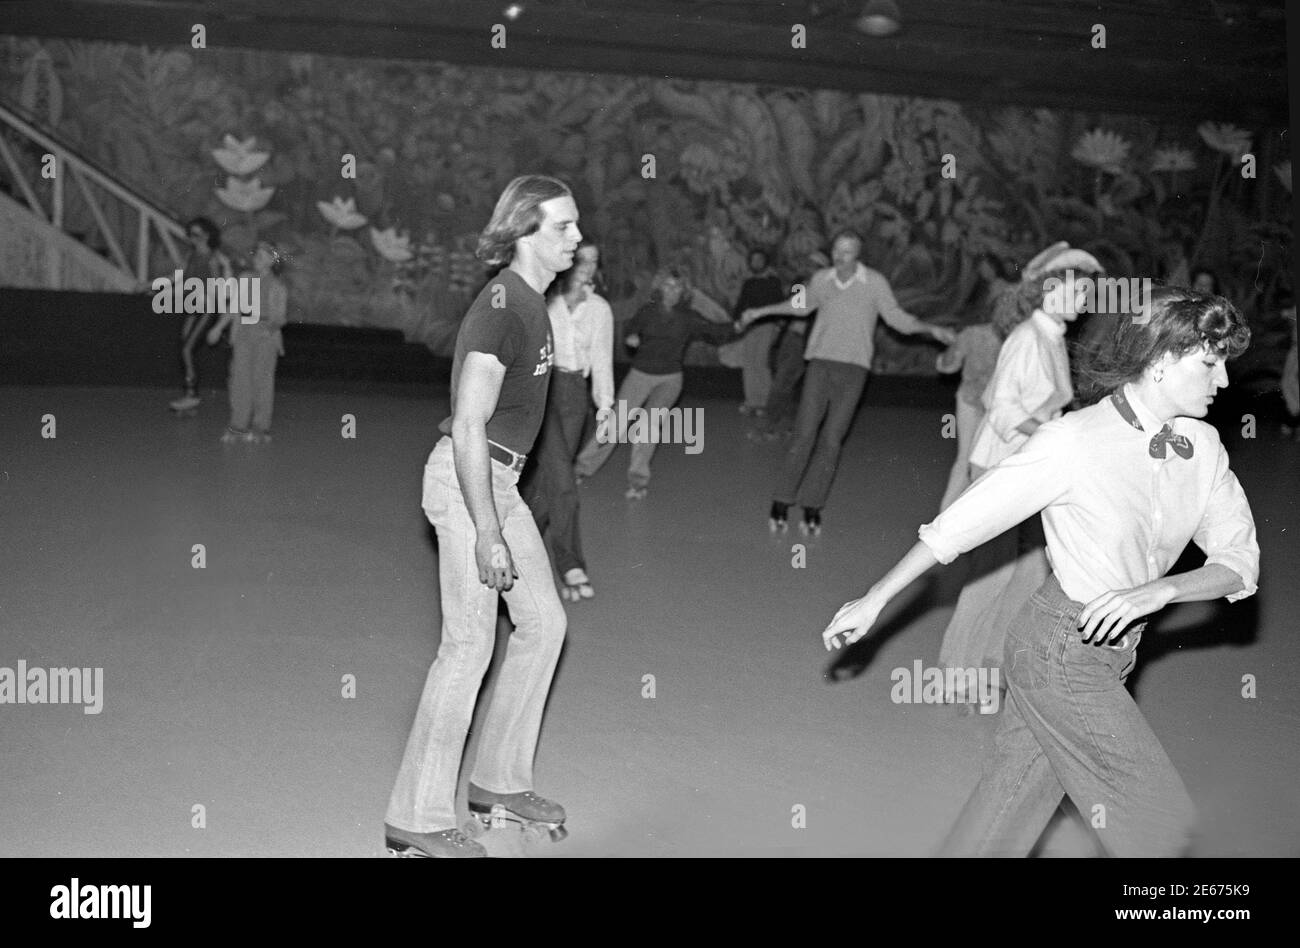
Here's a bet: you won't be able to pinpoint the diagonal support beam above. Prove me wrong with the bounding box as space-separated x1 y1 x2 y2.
71 163 131 275
0 132 48 222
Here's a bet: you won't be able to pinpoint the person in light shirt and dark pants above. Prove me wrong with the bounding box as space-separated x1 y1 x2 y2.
522 241 614 601
739 231 954 536
824 286 1259 856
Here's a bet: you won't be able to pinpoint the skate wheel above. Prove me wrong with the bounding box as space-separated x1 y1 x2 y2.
522 823 548 844
385 841 427 858
462 817 486 839
548 824 569 843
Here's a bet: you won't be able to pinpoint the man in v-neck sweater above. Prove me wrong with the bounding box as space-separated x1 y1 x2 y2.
740 231 955 534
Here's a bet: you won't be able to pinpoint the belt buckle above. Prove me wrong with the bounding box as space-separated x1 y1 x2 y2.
488 440 525 472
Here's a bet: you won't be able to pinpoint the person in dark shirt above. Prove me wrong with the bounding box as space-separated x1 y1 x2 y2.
748 251 827 442
718 249 786 416
384 175 579 859
573 265 738 498
169 217 232 414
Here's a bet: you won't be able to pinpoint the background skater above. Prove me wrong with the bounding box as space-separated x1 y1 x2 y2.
169 217 233 415
522 241 614 601
739 230 954 535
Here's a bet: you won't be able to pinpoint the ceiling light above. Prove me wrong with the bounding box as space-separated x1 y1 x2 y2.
856 0 902 36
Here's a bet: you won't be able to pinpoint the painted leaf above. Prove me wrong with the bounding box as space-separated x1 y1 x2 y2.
812 90 846 136
771 95 818 201
651 81 723 128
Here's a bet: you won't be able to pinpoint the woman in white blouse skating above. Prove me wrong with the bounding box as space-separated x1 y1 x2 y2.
825 286 1259 856
937 244 1102 703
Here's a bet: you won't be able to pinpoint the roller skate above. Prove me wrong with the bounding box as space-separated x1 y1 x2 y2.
769 501 789 533
248 429 273 444
464 784 568 844
799 507 822 537
220 426 254 444
560 567 594 602
384 823 487 858
624 484 647 500
169 392 201 417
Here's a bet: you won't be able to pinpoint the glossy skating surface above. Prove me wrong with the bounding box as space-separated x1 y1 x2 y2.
1 383 1295 857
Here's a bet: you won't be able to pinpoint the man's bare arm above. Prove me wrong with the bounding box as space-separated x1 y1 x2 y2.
449 351 515 590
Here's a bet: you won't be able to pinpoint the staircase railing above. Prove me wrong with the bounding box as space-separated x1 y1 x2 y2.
0 98 186 286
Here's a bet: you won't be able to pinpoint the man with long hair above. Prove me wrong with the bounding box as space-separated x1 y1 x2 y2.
385 175 579 858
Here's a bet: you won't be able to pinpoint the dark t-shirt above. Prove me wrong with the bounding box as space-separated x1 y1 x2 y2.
731 273 786 318
438 268 553 456
625 301 736 375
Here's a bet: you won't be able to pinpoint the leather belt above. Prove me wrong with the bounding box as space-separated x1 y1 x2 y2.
488 440 527 473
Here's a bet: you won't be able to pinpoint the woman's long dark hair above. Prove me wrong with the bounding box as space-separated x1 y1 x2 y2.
186 216 221 251
545 240 602 302
1073 284 1250 405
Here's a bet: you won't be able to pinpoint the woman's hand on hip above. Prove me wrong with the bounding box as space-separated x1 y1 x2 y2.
1078 581 1172 644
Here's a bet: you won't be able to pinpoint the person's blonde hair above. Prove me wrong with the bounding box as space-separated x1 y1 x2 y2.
649 266 689 308
476 175 573 267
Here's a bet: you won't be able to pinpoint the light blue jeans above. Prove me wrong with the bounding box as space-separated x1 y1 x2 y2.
386 437 567 833
574 368 683 489
940 573 1197 857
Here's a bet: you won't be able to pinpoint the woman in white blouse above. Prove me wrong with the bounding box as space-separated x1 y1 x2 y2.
824 286 1258 856
522 242 614 601
938 244 1102 704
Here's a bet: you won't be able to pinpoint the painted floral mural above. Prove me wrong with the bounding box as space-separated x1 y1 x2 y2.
0 36 1291 376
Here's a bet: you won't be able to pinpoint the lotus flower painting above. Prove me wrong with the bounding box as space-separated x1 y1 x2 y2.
370 226 413 263
212 134 270 176
215 176 275 213
317 197 368 231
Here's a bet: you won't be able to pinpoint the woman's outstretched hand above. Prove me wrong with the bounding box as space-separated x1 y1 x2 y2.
822 591 885 651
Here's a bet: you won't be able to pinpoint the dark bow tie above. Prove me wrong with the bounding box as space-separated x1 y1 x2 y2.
1109 390 1194 460
1148 423 1194 459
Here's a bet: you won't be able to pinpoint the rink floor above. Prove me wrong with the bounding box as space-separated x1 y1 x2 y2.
1 382 1296 857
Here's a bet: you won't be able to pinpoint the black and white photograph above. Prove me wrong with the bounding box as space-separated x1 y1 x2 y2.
0 0 1295 913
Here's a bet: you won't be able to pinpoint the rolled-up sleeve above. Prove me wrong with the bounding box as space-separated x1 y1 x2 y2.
919 422 1074 563
1194 443 1260 602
